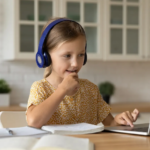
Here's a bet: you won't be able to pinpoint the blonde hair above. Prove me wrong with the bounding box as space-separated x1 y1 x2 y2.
41 17 86 78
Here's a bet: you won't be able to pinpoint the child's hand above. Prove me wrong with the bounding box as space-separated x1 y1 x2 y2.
58 72 80 96
114 109 139 127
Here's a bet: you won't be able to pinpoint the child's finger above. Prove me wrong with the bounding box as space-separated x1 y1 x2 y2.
131 109 139 121
118 119 128 126
70 73 79 80
126 111 134 122
121 113 134 127
70 72 78 76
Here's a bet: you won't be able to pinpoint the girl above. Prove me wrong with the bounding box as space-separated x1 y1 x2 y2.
26 17 139 128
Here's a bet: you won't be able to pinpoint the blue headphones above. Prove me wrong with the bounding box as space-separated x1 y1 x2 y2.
36 18 87 68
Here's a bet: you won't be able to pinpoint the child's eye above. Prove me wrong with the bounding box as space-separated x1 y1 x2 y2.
64 54 71 58
79 54 85 57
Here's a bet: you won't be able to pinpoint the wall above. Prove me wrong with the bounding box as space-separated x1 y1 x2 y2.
0 0 150 105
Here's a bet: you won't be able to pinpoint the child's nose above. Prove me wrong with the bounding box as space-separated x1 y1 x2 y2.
71 58 78 67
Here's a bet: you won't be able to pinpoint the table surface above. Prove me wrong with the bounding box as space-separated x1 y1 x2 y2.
0 102 150 112
0 105 149 150
0 105 26 111
72 132 150 150
110 102 150 112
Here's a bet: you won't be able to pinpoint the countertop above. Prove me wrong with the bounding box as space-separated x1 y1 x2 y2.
0 102 150 112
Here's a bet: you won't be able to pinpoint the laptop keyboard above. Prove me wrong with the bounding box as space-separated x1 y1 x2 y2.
130 127 148 132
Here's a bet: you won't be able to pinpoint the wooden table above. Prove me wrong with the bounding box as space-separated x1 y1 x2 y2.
72 132 150 150
0 104 150 150
0 102 150 112
0 106 26 111
110 102 150 113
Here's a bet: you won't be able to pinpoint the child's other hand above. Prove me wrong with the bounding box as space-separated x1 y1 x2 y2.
58 72 80 96
114 109 139 127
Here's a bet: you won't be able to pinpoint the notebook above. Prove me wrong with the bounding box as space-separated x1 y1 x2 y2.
0 134 94 150
105 122 150 136
0 126 50 138
41 123 104 135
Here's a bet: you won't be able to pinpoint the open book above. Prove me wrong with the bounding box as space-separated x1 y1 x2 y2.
41 123 104 135
0 134 94 150
0 126 50 138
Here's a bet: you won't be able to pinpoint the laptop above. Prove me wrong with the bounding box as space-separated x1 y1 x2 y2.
104 122 150 136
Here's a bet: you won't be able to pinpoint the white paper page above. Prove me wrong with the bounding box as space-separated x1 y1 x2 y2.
34 148 71 150
0 126 50 138
0 136 38 150
0 128 12 137
32 135 90 150
42 123 103 132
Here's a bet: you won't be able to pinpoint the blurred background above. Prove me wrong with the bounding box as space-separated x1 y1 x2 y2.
0 0 150 117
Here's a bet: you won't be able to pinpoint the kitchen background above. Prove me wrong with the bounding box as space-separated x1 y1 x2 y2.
0 0 150 106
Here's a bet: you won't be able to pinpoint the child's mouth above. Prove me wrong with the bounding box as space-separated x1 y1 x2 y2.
66 70 77 73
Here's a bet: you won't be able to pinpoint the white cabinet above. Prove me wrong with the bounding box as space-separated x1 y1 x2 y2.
59 0 102 60
3 0 59 60
103 0 144 61
2 0 150 61
3 0 102 60
143 0 150 60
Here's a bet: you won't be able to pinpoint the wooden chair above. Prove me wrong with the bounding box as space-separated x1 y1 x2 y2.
0 111 27 128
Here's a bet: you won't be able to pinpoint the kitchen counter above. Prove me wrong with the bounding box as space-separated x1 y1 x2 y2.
110 102 150 113
0 105 26 111
0 102 150 112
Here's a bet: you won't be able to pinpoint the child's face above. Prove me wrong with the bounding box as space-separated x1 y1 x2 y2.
50 36 86 79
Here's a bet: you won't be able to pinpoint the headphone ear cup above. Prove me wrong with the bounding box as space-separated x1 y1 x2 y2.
83 52 87 65
43 51 51 67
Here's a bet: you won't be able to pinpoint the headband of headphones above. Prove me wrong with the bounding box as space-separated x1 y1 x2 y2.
36 18 87 68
